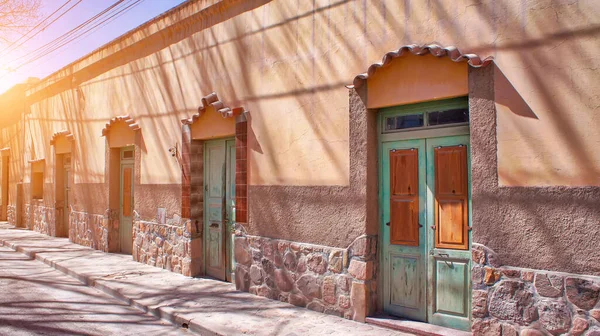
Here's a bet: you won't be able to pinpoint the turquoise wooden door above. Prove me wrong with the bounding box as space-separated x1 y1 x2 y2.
119 158 134 255
381 139 427 321
380 98 472 331
382 136 471 330
204 138 235 281
426 135 472 331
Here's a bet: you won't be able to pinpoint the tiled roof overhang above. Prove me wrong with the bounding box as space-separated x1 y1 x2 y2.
102 115 140 136
50 130 75 145
181 92 245 125
349 44 494 89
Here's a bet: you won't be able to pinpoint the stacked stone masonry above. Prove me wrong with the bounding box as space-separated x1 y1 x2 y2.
69 210 110 252
472 243 600 336
234 230 377 322
32 203 54 236
7 204 16 226
132 217 201 277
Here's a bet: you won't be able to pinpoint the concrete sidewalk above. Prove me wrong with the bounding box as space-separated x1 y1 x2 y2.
0 223 410 336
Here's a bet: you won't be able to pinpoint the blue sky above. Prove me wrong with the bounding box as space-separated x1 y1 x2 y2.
0 0 187 93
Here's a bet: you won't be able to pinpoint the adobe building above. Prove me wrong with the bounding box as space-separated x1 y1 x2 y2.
0 1 599 335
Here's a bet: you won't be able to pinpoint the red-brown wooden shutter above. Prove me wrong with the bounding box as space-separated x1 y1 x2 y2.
434 145 469 250
389 149 419 246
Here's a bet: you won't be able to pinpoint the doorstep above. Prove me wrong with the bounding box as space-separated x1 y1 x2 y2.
366 315 472 336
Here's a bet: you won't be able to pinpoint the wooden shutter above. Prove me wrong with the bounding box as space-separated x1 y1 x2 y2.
389 149 420 246
434 145 469 250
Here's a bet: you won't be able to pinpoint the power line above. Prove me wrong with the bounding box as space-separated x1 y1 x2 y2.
15 0 126 66
0 0 145 79
0 0 85 59
17 0 143 68
0 0 74 57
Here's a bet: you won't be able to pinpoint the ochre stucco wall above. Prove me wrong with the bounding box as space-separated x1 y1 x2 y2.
0 0 598 248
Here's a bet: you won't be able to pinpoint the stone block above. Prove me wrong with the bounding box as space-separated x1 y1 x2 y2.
307 253 327 274
472 290 488 318
535 273 564 298
501 324 518 336
471 318 501 336
538 299 572 335
472 245 486 264
339 295 351 309
296 255 307 273
484 267 501 285
488 280 538 325
234 237 252 266
283 251 297 271
350 236 370 257
521 271 534 282
337 275 352 292
350 281 368 322
322 276 336 305
566 277 600 310
289 293 307 307
274 269 294 292
235 266 250 292
348 259 373 281
249 265 263 285
296 274 321 299
590 309 600 321
571 317 589 336
328 250 343 273
472 266 484 285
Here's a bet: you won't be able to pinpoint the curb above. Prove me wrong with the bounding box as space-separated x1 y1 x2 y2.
0 237 222 336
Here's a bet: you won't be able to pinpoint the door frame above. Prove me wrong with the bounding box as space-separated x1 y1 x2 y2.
378 97 472 328
202 137 236 281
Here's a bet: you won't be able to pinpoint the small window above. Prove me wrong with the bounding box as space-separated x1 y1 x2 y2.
428 108 469 126
122 150 134 159
385 114 424 131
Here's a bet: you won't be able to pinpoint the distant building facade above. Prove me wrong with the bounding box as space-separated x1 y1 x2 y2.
0 0 599 334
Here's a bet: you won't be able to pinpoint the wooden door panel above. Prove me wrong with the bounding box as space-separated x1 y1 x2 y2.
390 254 422 311
391 150 418 196
434 259 469 317
437 199 467 246
435 147 466 196
390 199 418 245
390 149 419 246
434 146 468 250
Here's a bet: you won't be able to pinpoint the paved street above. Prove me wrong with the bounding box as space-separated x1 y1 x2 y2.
0 245 191 336
0 223 411 336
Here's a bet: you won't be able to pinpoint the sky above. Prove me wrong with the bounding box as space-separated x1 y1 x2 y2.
0 0 187 94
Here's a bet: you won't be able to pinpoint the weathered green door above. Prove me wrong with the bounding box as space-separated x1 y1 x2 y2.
426 135 472 331
204 138 235 281
380 99 471 331
382 139 427 321
119 147 135 254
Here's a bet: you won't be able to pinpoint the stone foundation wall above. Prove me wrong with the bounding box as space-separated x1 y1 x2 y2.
234 230 377 322
32 203 55 236
69 210 110 251
24 204 31 229
7 204 16 226
472 243 600 336
132 217 201 277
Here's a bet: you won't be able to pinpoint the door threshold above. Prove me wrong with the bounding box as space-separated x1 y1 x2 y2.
366 315 472 336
